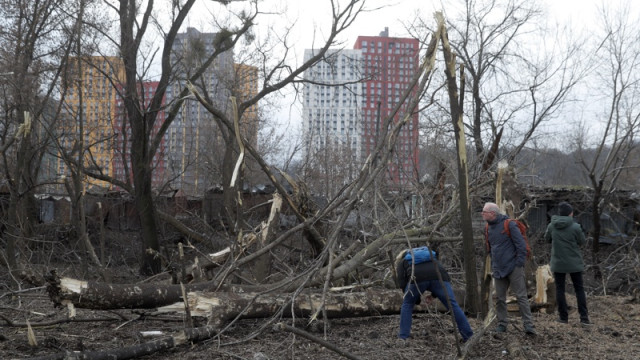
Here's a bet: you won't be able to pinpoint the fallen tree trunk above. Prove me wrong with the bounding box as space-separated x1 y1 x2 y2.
32 285 469 360
41 276 470 360
46 270 469 315
28 325 219 360
157 210 208 243
46 271 411 317
157 287 407 327
44 271 227 309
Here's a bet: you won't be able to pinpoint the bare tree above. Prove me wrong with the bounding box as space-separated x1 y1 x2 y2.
438 12 480 315
443 0 543 165
52 0 112 278
53 7 449 309
64 0 373 275
402 0 589 318
66 0 257 274
301 132 361 200
0 0 78 271
573 1 640 276
409 0 584 176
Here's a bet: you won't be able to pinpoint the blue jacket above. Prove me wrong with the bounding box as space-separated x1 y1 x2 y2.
487 214 527 279
544 215 586 273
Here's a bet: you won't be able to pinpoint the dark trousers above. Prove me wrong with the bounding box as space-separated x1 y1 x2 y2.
554 272 589 322
399 280 473 341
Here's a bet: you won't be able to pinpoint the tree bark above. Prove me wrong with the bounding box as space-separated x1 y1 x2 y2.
44 270 478 320
439 12 480 316
533 264 555 312
45 272 222 310
480 160 508 319
157 210 208 243
45 271 410 314
118 0 173 275
28 325 219 360
591 181 603 280
253 193 282 282
480 254 492 319
6 111 36 270
114 0 254 275
157 288 408 327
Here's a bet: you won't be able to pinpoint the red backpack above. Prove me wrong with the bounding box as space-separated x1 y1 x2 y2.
484 219 532 260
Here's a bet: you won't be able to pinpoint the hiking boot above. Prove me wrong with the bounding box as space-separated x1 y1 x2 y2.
395 338 409 347
556 318 568 324
494 324 507 333
581 319 594 327
524 325 537 335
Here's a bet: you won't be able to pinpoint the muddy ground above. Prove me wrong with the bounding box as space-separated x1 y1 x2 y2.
2 288 639 359
1 228 640 359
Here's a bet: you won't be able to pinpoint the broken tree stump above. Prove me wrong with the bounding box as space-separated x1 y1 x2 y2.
533 264 556 313
253 193 282 282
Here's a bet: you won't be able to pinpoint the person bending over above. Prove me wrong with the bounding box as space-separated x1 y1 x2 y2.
396 248 473 342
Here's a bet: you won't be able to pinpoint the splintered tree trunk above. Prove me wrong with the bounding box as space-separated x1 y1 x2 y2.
253 193 282 282
222 141 240 230
533 264 556 312
45 273 474 341
439 12 479 315
45 272 412 317
480 161 508 319
45 273 221 309
158 288 407 327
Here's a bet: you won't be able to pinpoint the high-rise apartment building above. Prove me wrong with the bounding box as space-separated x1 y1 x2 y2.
165 27 235 196
302 49 364 161
113 81 167 190
60 56 125 190
233 63 259 148
58 45 258 195
303 28 420 187
354 28 420 186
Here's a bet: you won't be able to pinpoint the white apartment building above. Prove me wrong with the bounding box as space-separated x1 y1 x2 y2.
302 49 364 163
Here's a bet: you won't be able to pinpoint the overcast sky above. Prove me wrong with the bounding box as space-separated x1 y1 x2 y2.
182 0 629 159
185 0 607 51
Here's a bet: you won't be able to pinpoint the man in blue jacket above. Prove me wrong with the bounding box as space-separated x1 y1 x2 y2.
482 202 536 335
395 248 474 343
544 201 592 326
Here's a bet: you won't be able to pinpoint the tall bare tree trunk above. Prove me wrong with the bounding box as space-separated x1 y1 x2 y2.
440 15 479 315
221 140 240 231
6 111 36 270
590 181 602 279
117 0 187 275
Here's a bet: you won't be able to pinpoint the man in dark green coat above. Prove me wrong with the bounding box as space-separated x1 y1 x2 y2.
544 201 592 326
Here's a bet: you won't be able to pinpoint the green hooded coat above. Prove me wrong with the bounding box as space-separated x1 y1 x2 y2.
544 215 586 273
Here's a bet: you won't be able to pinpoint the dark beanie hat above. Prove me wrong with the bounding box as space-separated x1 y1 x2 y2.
558 202 573 216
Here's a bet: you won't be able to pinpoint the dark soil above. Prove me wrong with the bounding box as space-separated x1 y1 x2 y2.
2 290 639 359
2 228 640 359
